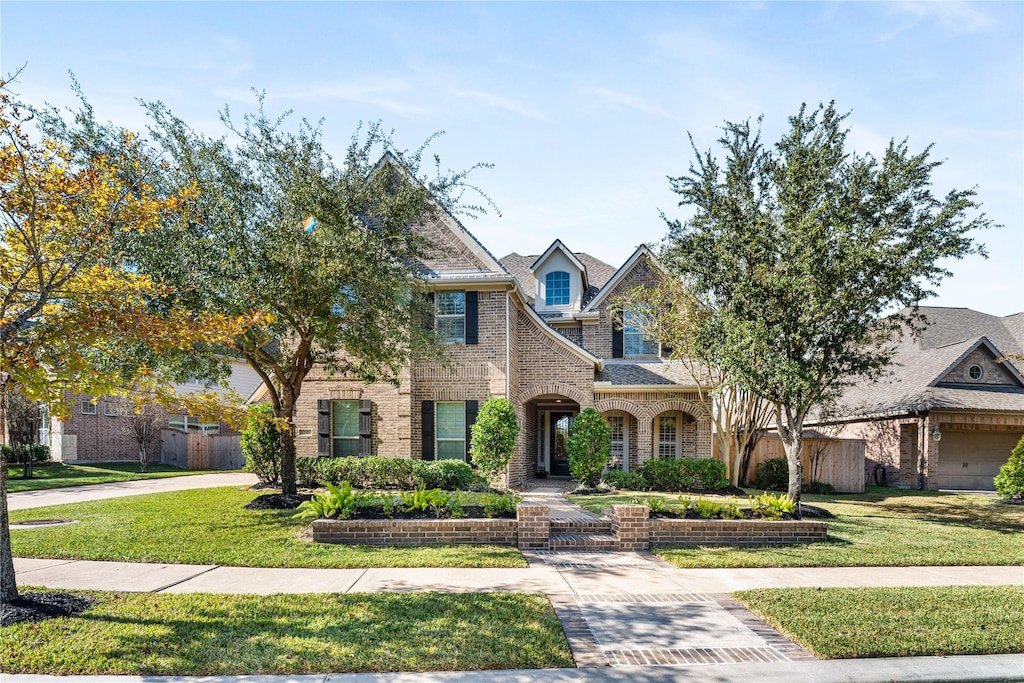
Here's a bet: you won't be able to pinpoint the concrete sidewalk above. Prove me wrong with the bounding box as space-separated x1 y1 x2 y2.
8 471 258 510
3 655 1023 682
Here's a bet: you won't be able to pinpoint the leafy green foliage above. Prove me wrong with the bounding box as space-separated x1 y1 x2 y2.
295 482 359 520
297 456 474 491
567 407 610 487
401 487 449 514
632 496 670 514
477 491 521 518
469 398 520 484
637 457 729 491
750 457 789 491
602 469 647 491
663 102 991 504
994 434 1024 499
750 492 796 520
241 404 281 486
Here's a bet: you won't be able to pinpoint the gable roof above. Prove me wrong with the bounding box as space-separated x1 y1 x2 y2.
833 307 1024 418
376 152 507 277
500 250 617 307
582 244 667 313
530 239 590 287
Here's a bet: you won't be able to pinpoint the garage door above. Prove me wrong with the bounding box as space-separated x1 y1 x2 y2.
938 430 1022 490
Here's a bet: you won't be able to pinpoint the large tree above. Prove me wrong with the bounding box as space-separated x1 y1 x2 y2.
0 78 236 603
662 103 991 512
71 97 492 495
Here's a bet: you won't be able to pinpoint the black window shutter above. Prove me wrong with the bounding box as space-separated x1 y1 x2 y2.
421 400 435 461
612 314 624 359
465 291 478 345
465 400 478 462
358 400 372 456
317 399 331 458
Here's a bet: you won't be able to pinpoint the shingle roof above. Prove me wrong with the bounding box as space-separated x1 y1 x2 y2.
596 361 707 387
498 251 617 307
835 307 1024 417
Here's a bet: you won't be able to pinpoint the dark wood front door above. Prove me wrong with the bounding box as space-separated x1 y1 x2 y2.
549 412 573 476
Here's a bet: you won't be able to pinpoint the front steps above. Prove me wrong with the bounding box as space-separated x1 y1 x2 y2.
549 518 618 550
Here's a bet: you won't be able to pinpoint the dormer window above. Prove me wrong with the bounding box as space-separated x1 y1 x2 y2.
545 271 570 306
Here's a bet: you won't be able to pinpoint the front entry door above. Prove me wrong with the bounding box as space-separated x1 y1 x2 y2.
549 412 574 476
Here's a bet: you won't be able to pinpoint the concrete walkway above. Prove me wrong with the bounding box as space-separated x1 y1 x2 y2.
7 471 258 510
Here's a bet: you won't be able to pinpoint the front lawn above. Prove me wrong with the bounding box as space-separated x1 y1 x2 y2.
1 590 572 674
736 585 1024 658
569 487 1024 567
6 462 211 493
10 487 526 568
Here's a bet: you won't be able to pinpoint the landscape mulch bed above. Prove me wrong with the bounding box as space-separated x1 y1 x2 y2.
343 506 516 520
244 493 313 510
648 504 833 520
1 592 94 627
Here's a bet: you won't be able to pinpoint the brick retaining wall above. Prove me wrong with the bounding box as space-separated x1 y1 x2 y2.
649 518 828 546
312 517 518 546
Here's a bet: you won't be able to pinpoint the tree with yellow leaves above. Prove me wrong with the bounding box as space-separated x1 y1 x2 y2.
0 77 240 604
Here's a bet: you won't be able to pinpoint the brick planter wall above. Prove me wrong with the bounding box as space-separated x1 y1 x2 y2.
608 504 650 551
649 518 827 546
312 517 517 546
517 504 550 549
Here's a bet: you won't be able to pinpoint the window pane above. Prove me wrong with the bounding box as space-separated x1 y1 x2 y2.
436 402 466 439
332 400 359 437
437 317 465 344
436 291 466 315
169 414 185 431
437 440 466 460
545 271 570 306
658 415 677 457
333 437 360 457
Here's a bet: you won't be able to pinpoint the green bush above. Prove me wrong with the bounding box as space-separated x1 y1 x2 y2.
750 457 789 491
994 435 1024 500
469 397 520 484
602 469 647 491
295 482 359 520
241 404 281 486
419 460 474 490
1 443 49 463
365 456 419 489
803 480 836 495
477 491 521 517
567 408 610 487
632 496 670 514
750 492 796 520
636 457 728 491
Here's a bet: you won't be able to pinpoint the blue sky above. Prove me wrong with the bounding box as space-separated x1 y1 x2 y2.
3 1 1021 315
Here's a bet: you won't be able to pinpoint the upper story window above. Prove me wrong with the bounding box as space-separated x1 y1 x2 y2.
435 291 466 344
545 271 571 306
623 310 659 357
967 364 984 381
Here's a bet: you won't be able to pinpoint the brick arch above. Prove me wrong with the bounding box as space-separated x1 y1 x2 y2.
594 398 645 419
518 382 591 407
645 399 710 421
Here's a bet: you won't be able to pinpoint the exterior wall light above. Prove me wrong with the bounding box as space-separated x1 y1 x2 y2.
931 426 942 442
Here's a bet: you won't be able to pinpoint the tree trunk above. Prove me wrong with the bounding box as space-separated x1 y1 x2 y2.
278 394 297 495
139 445 149 474
776 406 804 518
0 381 19 603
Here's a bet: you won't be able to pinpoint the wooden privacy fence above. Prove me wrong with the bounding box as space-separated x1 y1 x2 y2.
160 430 244 470
747 436 865 493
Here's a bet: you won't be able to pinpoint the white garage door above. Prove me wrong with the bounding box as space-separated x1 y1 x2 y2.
938 430 1022 490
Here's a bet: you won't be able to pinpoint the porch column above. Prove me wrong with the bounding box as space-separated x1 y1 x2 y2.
921 414 941 491
636 418 654 466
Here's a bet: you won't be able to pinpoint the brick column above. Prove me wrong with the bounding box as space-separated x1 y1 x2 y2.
636 419 654 467
609 504 649 551
898 423 916 488
517 504 550 549
922 414 941 491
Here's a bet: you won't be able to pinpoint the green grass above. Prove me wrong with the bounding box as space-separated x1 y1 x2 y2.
1 590 573 674
569 487 1024 568
736 585 1024 658
10 486 526 568
5 462 213 492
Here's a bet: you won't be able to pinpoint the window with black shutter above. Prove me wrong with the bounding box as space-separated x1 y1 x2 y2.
421 400 435 460
612 314 624 359
465 291 478 345
358 400 372 456
465 400 478 462
317 399 331 457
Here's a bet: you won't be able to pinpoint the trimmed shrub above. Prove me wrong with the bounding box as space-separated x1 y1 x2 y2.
994 435 1024 500
568 407 611 487
637 457 728 491
1 443 49 464
469 397 520 485
750 492 796 520
241 404 281 486
602 468 647 491
294 456 474 491
803 480 836 495
750 457 789 491
418 460 474 490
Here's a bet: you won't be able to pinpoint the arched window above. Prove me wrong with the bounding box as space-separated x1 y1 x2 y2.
545 271 570 306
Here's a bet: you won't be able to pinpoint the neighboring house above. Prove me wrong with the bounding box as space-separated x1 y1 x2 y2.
828 307 1024 491
289 212 713 486
45 357 263 463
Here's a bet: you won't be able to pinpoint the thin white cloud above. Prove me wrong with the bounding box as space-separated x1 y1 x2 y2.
447 88 548 121
578 87 670 118
882 2 995 40
212 80 431 117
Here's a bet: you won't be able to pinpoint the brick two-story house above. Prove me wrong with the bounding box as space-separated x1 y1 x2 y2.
292 202 713 486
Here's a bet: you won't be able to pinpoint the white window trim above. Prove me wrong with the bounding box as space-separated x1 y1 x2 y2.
81 399 97 416
967 364 984 381
435 291 466 345
606 411 629 472
623 310 660 358
435 401 467 462
545 271 571 307
656 412 680 458
331 400 360 457
103 402 119 417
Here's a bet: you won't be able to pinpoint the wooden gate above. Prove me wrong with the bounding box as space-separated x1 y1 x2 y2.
161 430 243 470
